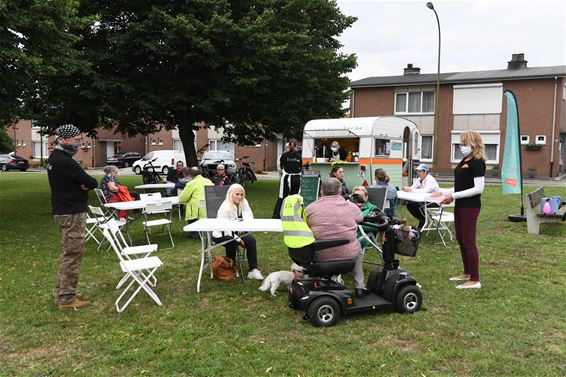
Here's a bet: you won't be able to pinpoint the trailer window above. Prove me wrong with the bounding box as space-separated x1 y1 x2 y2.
375 139 390 156
313 138 359 160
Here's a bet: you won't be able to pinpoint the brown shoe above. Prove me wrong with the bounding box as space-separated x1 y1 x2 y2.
58 297 91 310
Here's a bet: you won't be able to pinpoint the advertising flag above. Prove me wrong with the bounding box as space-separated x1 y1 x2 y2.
501 91 522 194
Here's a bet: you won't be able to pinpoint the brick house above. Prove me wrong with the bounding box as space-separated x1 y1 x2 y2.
10 120 281 171
350 54 566 177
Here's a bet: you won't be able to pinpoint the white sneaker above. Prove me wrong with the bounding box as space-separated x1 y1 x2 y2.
247 270 264 280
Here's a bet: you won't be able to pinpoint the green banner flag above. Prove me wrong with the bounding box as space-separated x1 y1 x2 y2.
501 91 522 194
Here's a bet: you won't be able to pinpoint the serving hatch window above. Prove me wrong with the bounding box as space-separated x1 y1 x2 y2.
375 139 391 156
313 138 359 159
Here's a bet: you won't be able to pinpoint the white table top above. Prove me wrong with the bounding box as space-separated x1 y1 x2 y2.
104 196 179 211
396 191 432 203
183 218 283 233
134 183 176 189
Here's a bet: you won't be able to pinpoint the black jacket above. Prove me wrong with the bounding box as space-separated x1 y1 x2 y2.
47 149 98 215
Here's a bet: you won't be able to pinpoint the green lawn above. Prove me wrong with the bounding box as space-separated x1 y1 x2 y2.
0 172 565 376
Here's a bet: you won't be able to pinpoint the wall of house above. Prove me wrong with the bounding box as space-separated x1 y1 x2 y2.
501 79 559 177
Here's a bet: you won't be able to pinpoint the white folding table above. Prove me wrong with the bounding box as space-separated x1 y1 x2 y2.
134 183 176 190
396 191 440 232
104 196 179 211
183 218 283 292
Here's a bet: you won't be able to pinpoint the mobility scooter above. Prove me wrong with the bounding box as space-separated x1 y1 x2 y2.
287 211 422 327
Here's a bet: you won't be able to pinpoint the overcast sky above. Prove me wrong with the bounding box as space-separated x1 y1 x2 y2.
336 0 566 81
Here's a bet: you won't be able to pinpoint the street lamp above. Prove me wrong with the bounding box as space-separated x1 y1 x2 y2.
426 2 441 170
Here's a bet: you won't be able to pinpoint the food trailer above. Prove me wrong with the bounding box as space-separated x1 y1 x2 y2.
302 116 420 189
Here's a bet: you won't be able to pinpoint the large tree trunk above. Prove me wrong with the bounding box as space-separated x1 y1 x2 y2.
176 112 198 167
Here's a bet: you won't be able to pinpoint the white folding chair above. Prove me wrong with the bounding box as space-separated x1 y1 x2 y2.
85 212 105 245
142 201 174 247
102 227 163 313
427 203 455 247
106 218 159 289
140 192 162 201
89 205 130 248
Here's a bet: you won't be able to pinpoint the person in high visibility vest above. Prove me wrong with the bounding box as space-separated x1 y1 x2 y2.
306 178 369 298
281 194 315 249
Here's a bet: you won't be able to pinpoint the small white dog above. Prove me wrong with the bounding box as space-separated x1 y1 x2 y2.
259 263 304 296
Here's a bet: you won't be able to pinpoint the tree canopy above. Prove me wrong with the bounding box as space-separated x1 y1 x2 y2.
3 0 357 165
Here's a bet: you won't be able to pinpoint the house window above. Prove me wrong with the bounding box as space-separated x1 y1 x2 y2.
451 131 500 163
375 139 390 156
421 135 433 160
208 139 219 150
535 135 546 145
158 138 164 145
520 135 530 145
32 142 49 158
150 138 156 145
395 91 435 114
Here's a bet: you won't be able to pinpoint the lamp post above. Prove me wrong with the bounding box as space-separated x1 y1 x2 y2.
426 2 441 170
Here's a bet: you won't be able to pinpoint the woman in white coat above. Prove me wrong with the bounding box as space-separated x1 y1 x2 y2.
212 184 264 280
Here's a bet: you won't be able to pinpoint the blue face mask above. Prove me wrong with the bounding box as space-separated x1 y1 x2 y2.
460 145 472 156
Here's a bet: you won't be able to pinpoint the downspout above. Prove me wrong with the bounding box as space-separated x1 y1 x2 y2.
549 76 558 177
351 90 355 117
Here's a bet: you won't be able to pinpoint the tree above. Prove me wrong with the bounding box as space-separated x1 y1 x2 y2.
13 0 357 166
0 0 92 127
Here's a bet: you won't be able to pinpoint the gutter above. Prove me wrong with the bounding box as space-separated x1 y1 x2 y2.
550 76 558 177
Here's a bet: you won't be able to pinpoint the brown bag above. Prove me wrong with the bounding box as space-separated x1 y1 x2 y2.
212 256 236 281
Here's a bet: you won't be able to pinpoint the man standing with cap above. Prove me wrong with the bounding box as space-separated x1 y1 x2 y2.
403 163 439 230
47 124 98 310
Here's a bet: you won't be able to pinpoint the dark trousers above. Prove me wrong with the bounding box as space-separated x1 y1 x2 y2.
272 174 300 219
407 201 438 230
212 234 258 270
454 206 481 281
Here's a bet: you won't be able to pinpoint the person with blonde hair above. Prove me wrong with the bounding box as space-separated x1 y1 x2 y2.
212 184 264 280
432 130 487 289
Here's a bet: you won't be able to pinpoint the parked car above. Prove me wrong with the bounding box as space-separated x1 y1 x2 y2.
106 152 142 168
199 150 237 178
132 150 185 176
0 154 29 172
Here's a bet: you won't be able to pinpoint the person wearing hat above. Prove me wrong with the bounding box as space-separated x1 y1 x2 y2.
403 163 439 230
47 124 98 310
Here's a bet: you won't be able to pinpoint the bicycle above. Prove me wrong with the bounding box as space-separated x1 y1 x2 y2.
141 158 162 184
236 156 257 187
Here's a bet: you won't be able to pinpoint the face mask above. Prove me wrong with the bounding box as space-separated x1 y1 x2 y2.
460 145 472 156
60 142 80 155
331 147 338 153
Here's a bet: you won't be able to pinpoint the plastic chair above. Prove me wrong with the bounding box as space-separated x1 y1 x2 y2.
106 218 159 289
427 203 455 247
366 187 387 211
101 227 163 313
89 205 129 249
142 201 174 247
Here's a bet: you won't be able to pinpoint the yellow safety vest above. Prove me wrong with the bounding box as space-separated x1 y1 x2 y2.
281 194 315 248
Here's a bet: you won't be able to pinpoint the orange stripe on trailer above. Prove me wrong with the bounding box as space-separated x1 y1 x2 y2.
358 158 402 165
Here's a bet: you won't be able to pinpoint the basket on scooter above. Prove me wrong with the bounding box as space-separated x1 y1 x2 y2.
392 228 420 257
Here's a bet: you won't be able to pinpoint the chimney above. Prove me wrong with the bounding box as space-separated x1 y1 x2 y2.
403 63 421 75
507 53 528 70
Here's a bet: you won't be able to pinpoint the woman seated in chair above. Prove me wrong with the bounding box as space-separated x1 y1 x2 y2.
306 178 368 297
101 165 139 219
351 186 378 250
211 184 264 280
371 168 398 218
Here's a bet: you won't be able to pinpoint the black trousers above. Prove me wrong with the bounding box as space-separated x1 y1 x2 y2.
406 201 439 230
212 234 258 270
272 174 300 219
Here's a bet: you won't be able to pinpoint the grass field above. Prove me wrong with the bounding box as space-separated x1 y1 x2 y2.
0 172 565 376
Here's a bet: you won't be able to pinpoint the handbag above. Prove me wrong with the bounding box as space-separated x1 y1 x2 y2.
211 256 237 281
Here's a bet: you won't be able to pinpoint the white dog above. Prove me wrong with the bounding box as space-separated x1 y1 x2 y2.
259 263 304 296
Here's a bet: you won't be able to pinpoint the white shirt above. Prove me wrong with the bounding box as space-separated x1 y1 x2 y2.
410 174 439 193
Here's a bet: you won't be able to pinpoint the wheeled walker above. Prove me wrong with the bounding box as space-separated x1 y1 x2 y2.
287 212 422 327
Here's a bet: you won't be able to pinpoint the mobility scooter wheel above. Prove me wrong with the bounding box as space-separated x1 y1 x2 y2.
307 297 341 327
395 285 422 313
